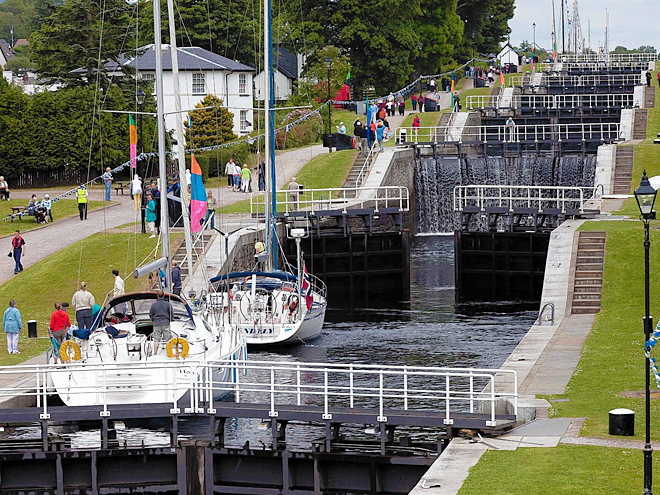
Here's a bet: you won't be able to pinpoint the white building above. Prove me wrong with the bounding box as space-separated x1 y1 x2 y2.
498 42 520 66
128 45 255 138
255 46 300 101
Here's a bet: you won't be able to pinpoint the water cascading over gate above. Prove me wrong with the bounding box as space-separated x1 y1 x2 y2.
414 155 597 233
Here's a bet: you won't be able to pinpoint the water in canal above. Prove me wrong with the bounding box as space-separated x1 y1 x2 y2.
26 235 536 449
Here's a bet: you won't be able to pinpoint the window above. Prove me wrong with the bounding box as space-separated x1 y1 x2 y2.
240 110 247 132
140 73 155 82
239 74 247 94
192 73 205 95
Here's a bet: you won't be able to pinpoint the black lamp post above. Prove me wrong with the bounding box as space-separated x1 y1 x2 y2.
533 22 536 69
325 56 332 153
136 86 146 234
635 169 657 495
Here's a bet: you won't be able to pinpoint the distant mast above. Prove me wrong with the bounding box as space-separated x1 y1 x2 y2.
552 0 558 61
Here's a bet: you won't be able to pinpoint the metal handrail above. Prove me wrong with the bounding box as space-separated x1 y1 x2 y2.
509 73 645 88
5 359 518 426
557 53 658 63
179 212 215 272
249 186 410 215
452 184 595 214
396 122 624 144
467 93 636 111
355 141 378 189
537 302 555 325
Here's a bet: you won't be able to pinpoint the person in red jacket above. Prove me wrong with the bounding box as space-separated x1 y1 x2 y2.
49 302 71 345
657 71 660 87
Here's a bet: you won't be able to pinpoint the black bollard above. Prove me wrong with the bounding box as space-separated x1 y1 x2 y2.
609 408 635 436
27 320 37 339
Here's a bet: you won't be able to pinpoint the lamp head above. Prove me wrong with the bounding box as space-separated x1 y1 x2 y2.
635 169 657 219
136 86 146 105
324 56 332 69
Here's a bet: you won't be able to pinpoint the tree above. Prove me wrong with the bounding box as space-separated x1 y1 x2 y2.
416 0 464 75
29 0 133 84
518 40 531 52
457 0 515 55
185 95 236 149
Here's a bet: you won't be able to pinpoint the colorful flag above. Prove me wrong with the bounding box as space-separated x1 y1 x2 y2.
531 43 535 71
499 60 505 85
129 114 137 169
301 264 313 310
451 71 455 92
189 154 207 233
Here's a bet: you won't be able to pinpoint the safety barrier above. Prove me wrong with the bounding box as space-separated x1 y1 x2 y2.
396 122 623 144
453 184 594 214
355 142 378 189
249 186 410 215
467 93 635 110
508 73 644 88
557 53 658 63
0 359 518 427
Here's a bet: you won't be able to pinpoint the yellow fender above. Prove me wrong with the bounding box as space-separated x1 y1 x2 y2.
166 337 189 359
60 341 81 362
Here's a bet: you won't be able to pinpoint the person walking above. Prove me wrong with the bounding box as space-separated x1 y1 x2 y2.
232 162 242 192
657 71 660 88
102 167 113 201
360 125 369 152
131 174 142 211
0 176 9 201
413 115 421 142
206 191 217 229
10 230 24 275
76 185 88 220
145 193 157 238
112 269 125 298
171 261 182 296
241 164 252 193
258 162 266 191
398 98 405 116
3 300 22 354
72 282 95 330
419 95 425 113
506 116 516 142
376 121 385 151
149 291 173 354
411 94 417 112
646 70 652 87
453 91 461 110
288 177 300 210
224 158 235 188
49 302 71 346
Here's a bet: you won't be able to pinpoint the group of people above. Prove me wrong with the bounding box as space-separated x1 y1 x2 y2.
353 118 391 152
224 158 256 193
27 193 53 224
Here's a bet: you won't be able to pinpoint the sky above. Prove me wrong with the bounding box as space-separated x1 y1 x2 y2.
508 0 657 52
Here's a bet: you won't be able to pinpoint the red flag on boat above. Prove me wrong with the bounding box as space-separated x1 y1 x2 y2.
301 264 313 310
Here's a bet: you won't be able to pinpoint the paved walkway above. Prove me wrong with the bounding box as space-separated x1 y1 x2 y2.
0 193 136 285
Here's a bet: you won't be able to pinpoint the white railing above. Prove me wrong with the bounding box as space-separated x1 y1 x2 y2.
453 185 594 214
558 53 658 63
1 360 518 426
249 186 410 215
465 93 507 109
396 122 623 144
179 212 215 273
355 142 378 189
470 94 635 110
560 61 652 71
509 73 644 88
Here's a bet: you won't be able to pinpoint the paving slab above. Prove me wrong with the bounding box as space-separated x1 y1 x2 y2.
518 436 561 448
506 418 572 437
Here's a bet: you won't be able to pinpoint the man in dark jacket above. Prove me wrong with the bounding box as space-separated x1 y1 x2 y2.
149 291 173 353
171 261 182 296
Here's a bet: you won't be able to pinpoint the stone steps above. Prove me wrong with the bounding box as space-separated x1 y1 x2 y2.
571 231 606 315
645 86 656 108
632 109 648 140
612 147 634 195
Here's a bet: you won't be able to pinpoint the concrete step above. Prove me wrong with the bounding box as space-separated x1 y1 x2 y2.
574 277 603 285
573 293 602 301
572 307 601 314
574 286 603 293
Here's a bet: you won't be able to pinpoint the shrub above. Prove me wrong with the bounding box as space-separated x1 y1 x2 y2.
274 109 323 149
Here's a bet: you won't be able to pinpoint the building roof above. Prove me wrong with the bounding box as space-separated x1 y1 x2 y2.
498 42 519 56
273 46 298 80
0 39 14 63
128 45 254 72
14 39 28 48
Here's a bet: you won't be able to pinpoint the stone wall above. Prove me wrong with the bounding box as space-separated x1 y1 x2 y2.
380 148 416 233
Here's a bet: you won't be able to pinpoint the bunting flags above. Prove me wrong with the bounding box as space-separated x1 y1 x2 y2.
129 114 137 169
190 154 208 233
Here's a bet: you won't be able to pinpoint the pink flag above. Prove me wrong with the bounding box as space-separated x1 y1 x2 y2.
129 115 137 169
190 154 208 233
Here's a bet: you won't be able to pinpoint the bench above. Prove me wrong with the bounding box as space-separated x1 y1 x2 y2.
10 206 31 222
114 182 126 195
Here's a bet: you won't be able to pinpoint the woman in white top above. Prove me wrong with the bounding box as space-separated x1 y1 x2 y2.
131 174 142 211
71 282 95 330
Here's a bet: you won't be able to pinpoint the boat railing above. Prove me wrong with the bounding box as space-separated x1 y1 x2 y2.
12 360 517 425
249 186 410 216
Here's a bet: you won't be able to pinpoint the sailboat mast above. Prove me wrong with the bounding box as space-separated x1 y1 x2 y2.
166 0 194 279
561 0 565 53
263 0 277 270
152 0 171 290
552 0 557 61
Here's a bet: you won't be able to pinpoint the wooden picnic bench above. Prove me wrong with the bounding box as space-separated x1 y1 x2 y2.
10 206 30 222
114 182 126 195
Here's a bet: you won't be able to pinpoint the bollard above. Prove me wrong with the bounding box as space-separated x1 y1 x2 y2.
399 128 407 144
27 320 37 339
609 408 634 436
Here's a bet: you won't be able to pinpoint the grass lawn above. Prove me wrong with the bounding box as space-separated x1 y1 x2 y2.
0 231 179 365
216 149 358 214
458 445 658 495
0 200 106 238
539 220 660 438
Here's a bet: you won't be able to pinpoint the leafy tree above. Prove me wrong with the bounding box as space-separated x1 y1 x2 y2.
0 79 29 177
416 0 463 75
185 95 236 149
518 40 531 52
29 0 133 84
458 0 515 55
6 45 32 73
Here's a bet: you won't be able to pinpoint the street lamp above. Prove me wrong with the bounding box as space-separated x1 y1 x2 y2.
635 169 657 495
325 56 332 153
136 86 146 233
532 22 536 69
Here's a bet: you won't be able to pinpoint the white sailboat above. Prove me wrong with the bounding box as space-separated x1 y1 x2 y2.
46 0 245 406
208 0 327 346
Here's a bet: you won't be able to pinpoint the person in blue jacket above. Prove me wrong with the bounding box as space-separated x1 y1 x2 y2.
376 120 385 151
3 300 22 354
